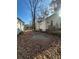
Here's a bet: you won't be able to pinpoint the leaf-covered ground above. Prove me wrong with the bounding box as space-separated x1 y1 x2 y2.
17 30 61 59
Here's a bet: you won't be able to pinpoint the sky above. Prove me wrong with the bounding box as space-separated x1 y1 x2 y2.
17 0 32 24
17 0 52 24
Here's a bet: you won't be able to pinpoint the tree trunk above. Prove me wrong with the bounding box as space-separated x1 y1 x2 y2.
32 17 36 31
32 9 36 31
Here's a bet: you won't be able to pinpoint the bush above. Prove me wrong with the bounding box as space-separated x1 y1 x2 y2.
52 31 61 38
17 31 24 36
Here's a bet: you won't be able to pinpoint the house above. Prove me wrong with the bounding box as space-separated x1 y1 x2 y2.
17 17 25 34
45 13 61 30
36 13 61 32
36 19 47 31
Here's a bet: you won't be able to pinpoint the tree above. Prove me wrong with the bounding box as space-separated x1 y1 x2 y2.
50 0 61 12
23 0 43 31
37 9 48 20
23 0 51 31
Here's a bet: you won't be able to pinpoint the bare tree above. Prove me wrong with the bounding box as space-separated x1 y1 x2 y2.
50 0 61 12
36 7 49 22
23 0 43 31
23 0 52 31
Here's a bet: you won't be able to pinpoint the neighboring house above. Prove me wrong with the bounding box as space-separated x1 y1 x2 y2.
45 13 61 30
17 17 25 34
36 20 47 31
36 13 61 31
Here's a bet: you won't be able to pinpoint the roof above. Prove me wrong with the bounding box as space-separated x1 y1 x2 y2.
36 11 61 24
17 17 24 24
45 13 59 21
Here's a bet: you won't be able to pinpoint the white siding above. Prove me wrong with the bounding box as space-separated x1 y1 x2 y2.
46 14 61 29
17 19 24 34
35 13 61 31
36 22 40 31
39 20 47 31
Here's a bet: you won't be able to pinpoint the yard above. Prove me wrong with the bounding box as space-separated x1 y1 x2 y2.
17 30 61 59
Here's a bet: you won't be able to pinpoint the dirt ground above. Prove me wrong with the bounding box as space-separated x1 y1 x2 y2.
17 30 61 59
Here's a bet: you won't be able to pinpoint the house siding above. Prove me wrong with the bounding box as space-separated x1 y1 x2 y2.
17 18 25 34
36 13 61 31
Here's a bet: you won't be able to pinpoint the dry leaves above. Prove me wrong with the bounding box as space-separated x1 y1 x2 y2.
17 31 61 59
